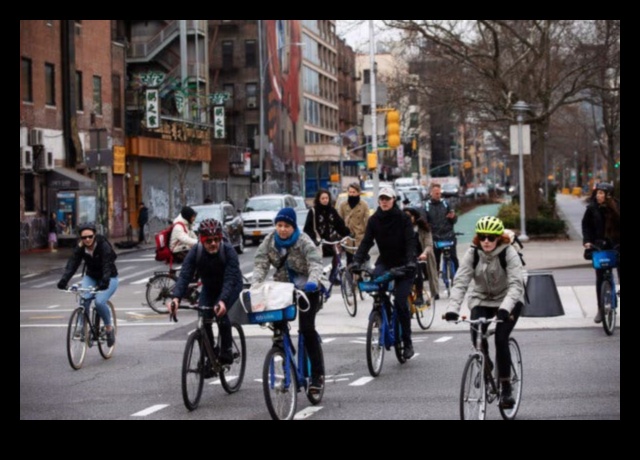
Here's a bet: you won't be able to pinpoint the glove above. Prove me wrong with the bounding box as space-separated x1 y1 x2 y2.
304 282 318 292
405 262 417 274
97 280 110 291
57 280 67 290
496 309 510 322
349 263 362 273
444 311 459 322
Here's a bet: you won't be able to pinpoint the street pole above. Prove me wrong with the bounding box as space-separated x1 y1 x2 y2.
544 132 548 201
513 100 529 241
369 20 379 199
258 20 265 195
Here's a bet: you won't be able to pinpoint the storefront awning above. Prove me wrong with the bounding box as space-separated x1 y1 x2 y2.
48 168 96 190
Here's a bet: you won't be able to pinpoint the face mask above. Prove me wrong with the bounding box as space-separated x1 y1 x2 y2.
348 196 360 207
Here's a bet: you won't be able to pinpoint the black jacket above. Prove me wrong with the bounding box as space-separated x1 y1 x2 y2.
138 206 149 226
60 235 118 286
171 242 243 308
354 205 416 269
425 198 458 241
582 197 620 247
303 204 350 245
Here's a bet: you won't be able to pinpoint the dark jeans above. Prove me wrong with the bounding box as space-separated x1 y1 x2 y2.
200 286 232 353
298 289 324 379
434 241 459 273
470 302 523 380
373 263 413 347
138 224 146 243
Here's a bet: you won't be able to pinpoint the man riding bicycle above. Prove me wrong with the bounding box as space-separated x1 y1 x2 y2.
425 183 459 292
57 222 119 347
168 218 243 376
444 216 525 409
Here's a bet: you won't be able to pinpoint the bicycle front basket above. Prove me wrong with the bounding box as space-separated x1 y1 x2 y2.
592 250 618 270
247 304 297 325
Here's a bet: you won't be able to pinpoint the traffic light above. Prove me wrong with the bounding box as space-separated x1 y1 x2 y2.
615 160 620 169
386 110 400 149
411 137 417 152
367 152 378 170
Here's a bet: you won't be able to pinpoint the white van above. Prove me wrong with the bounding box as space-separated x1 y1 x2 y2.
394 177 416 189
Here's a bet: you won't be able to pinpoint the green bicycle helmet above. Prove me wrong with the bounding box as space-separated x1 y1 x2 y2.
475 216 504 236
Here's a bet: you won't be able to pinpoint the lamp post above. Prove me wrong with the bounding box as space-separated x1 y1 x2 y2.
258 20 304 195
513 100 529 242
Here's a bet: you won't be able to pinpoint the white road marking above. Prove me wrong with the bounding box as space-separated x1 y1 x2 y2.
349 376 374 386
47 304 61 309
434 336 453 343
322 338 336 343
294 406 323 419
131 404 169 416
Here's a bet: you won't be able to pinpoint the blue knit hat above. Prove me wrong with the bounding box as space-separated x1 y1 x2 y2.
274 207 297 229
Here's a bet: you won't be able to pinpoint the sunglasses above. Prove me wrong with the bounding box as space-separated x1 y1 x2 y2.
477 234 497 242
80 234 95 240
202 237 222 245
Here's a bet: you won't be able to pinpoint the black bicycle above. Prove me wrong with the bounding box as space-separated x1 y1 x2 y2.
176 305 247 411
320 237 359 317
591 243 620 336
64 285 117 370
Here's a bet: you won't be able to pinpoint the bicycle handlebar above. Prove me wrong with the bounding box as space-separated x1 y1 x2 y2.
441 315 504 325
62 285 97 295
319 236 358 251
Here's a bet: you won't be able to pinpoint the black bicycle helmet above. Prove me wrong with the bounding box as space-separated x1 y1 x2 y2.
77 221 97 235
595 182 614 194
198 218 223 237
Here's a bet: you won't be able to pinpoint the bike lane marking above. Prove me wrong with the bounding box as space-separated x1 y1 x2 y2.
294 406 323 419
131 404 169 417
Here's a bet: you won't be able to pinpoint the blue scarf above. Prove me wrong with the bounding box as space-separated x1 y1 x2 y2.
274 227 300 249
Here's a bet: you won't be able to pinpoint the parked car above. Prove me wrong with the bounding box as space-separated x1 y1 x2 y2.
441 182 461 198
191 202 245 254
241 194 297 245
293 196 309 227
464 185 489 197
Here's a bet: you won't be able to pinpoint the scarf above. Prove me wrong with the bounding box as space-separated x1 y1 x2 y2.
274 227 300 249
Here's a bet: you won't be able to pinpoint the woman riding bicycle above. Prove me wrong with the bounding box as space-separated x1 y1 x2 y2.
444 216 525 409
253 207 325 395
404 206 439 306
57 222 119 347
581 182 620 323
337 182 370 266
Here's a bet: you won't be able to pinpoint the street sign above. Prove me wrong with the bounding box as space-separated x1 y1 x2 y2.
510 124 531 154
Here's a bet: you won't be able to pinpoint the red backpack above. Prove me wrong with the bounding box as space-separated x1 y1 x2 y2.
154 222 186 263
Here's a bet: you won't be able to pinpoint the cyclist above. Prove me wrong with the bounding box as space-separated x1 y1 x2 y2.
167 218 243 376
581 182 620 323
303 188 350 283
404 206 439 306
253 207 325 394
425 182 459 294
57 222 119 347
170 206 198 263
444 216 525 409
351 187 417 359
337 182 370 266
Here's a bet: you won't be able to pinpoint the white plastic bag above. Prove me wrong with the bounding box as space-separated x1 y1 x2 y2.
242 281 295 313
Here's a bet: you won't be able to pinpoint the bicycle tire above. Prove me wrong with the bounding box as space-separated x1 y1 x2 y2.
366 310 384 377
394 315 406 364
220 322 247 394
499 338 523 420
415 299 436 330
340 268 357 317
145 273 176 314
302 335 325 405
263 347 297 420
97 301 117 359
460 354 486 420
600 279 616 336
66 307 88 370
181 330 205 411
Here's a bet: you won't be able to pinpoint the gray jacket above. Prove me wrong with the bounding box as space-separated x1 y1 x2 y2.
447 243 524 314
252 231 324 289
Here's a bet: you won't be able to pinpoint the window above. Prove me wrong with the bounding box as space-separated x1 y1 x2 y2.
246 83 257 108
222 41 233 69
75 71 83 111
93 75 102 115
112 74 122 128
247 123 258 150
363 69 370 84
24 173 35 212
21 58 32 102
45 63 55 106
245 40 256 67
223 83 234 109
409 112 419 129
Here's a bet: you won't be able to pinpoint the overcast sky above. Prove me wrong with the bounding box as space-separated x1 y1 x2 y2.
336 20 399 53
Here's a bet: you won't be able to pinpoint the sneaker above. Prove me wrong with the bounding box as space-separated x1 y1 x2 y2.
433 294 440 300
203 359 216 379
500 382 515 409
594 310 603 323
219 348 234 365
308 376 324 395
106 328 115 347
414 295 425 307
403 344 415 360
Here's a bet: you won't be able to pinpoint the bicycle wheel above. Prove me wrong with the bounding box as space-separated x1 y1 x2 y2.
97 301 117 359
66 307 88 370
600 279 616 336
145 273 176 314
304 337 325 405
366 310 385 377
340 268 358 317
220 322 247 394
181 330 205 411
263 347 297 420
499 338 523 420
415 282 436 330
460 354 487 420
394 316 406 364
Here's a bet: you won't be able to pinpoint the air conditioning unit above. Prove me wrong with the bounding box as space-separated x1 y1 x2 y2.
247 101 257 109
36 151 54 171
29 128 43 146
20 146 33 171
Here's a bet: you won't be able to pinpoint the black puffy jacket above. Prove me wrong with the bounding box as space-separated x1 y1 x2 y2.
60 235 118 286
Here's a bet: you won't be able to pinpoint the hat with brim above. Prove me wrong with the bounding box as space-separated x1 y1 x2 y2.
378 187 396 199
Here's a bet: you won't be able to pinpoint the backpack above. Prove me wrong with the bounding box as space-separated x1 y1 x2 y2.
154 222 186 263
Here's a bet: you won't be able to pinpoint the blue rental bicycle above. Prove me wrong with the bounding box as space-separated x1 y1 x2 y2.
435 232 464 298
591 243 620 336
352 265 413 377
241 286 324 420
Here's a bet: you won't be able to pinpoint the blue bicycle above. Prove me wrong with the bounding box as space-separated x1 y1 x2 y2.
435 232 463 298
242 287 324 420
352 265 412 377
591 243 620 336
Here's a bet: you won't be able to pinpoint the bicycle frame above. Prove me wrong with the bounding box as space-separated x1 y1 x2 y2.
435 240 456 288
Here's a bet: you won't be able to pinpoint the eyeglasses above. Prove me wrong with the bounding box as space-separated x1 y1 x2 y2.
202 237 222 245
80 234 95 240
477 234 497 242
